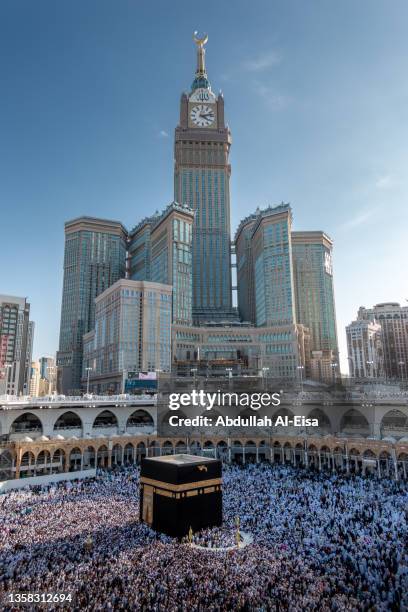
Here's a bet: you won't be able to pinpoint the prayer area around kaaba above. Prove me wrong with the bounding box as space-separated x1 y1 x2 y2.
139 454 222 537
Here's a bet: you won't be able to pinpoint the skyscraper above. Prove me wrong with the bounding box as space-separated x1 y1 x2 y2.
150 202 194 326
0 295 34 395
129 202 194 326
251 204 295 327
357 303 408 380
292 231 338 360
57 217 127 394
235 205 339 383
174 34 234 323
235 204 299 328
233 204 305 380
234 212 258 324
128 213 160 281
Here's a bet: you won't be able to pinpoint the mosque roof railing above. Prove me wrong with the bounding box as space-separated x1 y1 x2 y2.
0 394 157 410
234 202 291 243
129 201 194 238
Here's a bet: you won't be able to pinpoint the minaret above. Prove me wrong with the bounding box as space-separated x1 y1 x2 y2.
174 33 234 324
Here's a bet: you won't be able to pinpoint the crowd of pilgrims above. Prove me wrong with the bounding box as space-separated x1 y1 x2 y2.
0 462 407 610
185 526 238 549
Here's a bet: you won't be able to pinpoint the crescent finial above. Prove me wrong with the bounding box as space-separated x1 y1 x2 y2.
193 31 208 47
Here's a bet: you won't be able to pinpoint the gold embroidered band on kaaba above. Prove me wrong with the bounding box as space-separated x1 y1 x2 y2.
140 476 222 494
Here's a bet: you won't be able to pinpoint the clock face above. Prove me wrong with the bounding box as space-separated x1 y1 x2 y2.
190 104 215 127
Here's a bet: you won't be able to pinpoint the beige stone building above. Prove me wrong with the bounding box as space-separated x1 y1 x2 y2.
172 321 310 381
346 319 384 378
29 361 40 397
357 303 408 380
82 279 172 394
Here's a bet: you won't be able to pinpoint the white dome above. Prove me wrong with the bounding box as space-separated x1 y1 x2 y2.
39 435 49 441
22 436 33 442
53 434 65 440
382 436 397 443
398 436 408 443
70 435 78 440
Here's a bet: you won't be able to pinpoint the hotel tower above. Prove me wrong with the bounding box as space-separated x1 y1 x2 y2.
174 34 235 324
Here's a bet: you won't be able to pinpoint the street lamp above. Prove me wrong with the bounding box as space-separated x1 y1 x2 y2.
262 366 270 390
331 362 338 386
297 365 304 393
361 401 374 436
366 360 374 379
190 367 198 390
86 367 92 395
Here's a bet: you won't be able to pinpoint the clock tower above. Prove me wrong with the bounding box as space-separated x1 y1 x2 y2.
174 33 235 324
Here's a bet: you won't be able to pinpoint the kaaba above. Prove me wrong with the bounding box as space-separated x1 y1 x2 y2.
140 454 222 537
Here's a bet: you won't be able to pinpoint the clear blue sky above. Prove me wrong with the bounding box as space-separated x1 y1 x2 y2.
1 1 408 372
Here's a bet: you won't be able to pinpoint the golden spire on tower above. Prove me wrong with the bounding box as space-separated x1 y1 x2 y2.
193 31 208 77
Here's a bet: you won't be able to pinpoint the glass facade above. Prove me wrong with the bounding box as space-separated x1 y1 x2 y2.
57 219 127 394
0 295 33 395
233 205 303 380
171 217 192 325
253 210 295 327
235 216 257 323
129 204 193 327
149 206 194 327
236 212 339 381
292 233 338 356
129 223 154 281
175 165 232 320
